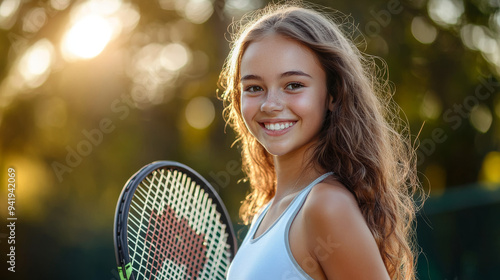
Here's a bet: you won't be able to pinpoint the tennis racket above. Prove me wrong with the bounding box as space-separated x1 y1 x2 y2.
113 161 237 280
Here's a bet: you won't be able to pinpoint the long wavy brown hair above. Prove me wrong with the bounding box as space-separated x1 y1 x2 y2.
219 2 422 279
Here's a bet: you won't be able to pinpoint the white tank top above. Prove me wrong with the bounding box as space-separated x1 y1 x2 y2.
227 173 333 280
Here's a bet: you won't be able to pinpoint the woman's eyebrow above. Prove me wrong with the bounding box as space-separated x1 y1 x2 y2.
280 70 312 78
240 74 262 82
240 71 311 82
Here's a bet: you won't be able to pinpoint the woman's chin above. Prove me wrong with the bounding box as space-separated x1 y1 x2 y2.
262 145 291 157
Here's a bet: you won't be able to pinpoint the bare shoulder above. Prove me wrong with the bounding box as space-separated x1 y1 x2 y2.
302 178 362 225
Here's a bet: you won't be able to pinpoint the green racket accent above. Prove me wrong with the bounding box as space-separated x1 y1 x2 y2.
118 263 132 280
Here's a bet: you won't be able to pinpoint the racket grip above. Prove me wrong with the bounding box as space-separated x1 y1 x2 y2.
118 262 132 280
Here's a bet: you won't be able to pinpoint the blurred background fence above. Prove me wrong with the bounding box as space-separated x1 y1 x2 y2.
0 0 499 279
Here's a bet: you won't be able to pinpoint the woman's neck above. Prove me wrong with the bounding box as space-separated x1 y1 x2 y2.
273 145 323 201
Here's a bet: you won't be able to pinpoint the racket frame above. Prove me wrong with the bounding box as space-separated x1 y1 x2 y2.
113 161 237 280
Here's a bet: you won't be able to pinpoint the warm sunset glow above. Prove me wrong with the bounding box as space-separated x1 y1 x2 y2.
61 14 113 60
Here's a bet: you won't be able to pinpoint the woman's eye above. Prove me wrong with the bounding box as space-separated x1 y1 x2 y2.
285 82 304 90
244 86 263 93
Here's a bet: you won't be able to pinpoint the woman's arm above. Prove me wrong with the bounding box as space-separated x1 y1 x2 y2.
302 182 390 280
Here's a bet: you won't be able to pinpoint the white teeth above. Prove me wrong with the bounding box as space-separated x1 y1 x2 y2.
264 122 295 131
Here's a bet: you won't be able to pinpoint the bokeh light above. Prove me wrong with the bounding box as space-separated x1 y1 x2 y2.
17 39 54 88
460 24 500 72
224 0 262 16
470 25 497 54
428 0 464 27
22 7 47 33
50 0 71 11
461 24 495 54
411 16 438 44
160 43 190 71
460 24 479 50
61 14 113 60
115 3 140 32
419 91 442 120
491 11 500 32
0 0 20 29
184 0 214 24
368 36 389 56
479 151 500 186
60 0 135 61
185 97 215 129
470 104 493 133
157 0 180 10
127 41 192 105
87 0 122 15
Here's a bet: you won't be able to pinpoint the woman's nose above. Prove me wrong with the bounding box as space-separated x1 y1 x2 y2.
260 89 284 113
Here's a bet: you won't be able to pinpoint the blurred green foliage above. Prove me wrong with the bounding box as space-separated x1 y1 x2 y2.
0 0 498 279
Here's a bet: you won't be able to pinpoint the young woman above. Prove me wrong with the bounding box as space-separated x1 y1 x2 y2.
219 2 421 279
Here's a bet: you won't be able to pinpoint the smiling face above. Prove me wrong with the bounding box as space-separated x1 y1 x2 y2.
240 34 331 158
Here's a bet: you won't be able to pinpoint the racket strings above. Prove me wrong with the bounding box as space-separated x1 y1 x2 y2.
144 204 207 279
126 168 232 280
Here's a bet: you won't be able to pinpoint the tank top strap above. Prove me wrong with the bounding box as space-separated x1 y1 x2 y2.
279 171 333 279
246 172 334 243
281 171 334 224
301 172 333 196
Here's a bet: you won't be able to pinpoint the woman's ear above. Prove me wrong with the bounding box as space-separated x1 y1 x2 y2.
327 94 335 111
